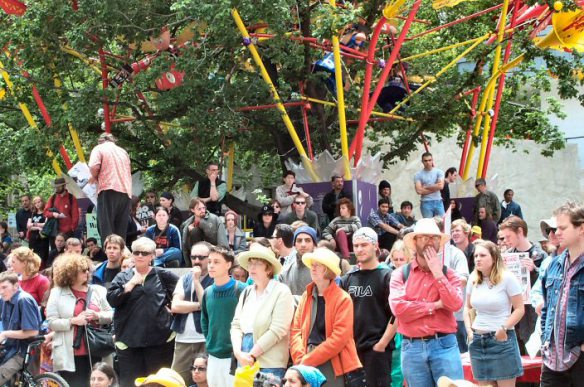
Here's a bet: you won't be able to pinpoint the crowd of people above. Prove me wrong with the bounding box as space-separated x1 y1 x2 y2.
0 144 581 387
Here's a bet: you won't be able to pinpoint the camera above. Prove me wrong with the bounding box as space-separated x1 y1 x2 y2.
253 371 282 387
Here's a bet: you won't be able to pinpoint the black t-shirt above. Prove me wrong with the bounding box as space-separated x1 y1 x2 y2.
308 296 326 346
103 267 121 289
341 265 394 351
154 226 170 249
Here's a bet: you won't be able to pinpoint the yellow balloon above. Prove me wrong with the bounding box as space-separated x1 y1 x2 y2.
554 1 563 11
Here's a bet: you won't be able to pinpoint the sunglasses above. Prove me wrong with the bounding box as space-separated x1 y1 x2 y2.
132 251 152 256
190 255 208 261
294 201 306 205
191 366 207 372
545 227 557 236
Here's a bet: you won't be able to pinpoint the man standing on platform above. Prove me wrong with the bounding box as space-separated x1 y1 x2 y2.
390 218 464 385
89 133 132 240
190 162 227 216
414 152 445 218
322 175 351 222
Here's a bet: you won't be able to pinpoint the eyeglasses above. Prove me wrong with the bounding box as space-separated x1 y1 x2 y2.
475 184 483 188
294 201 306 205
415 235 442 243
247 260 266 268
191 366 207 372
132 251 152 256
190 255 208 261
545 227 557 236
80 268 90 273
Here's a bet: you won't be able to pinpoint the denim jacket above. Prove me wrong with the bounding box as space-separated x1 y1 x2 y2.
541 250 584 349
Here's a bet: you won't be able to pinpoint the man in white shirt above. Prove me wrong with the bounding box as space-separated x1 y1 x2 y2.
170 242 214 384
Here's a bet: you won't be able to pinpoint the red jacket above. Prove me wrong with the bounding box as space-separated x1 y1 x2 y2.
290 281 362 377
43 191 79 234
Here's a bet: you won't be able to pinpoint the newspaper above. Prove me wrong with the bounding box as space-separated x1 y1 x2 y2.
502 252 531 304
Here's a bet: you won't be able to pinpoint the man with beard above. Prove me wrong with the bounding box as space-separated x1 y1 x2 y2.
269 224 295 268
322 175 351 222
92 234 124 289
278 226 317 296
43 178 79 248
171 242 214 384
181 198 228 266
341 227 394 386
389 218 464 385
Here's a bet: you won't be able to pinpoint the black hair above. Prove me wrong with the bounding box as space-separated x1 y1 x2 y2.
400 200 413 209
378 198 391 207
445 167 457 177
208 245 235 264
275 224 294 248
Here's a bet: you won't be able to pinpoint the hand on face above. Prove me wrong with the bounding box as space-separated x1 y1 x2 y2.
423 245 443 276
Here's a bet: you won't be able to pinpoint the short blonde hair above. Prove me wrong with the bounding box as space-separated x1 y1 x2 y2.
452 219 471 234
52 254 93 288
131 237 156 253
11 247 41 276
389 240 413 263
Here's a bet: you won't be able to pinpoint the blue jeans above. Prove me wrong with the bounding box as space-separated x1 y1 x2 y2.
153 247 182 266
420 199 445 218
401 333 463 386
241 334 286 379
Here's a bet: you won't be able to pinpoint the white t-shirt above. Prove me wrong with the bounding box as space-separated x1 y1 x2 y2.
467 270 522 332
174 276 206 343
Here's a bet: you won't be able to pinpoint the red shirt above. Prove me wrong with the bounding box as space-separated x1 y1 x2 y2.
390 258 463 338
71 289 100 356
20 274 50 305
43 191 80 234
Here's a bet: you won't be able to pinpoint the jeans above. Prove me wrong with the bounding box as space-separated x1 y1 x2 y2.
401 333 463 386
541 354 584 386
241 333 285 379
154 247 183 266
420 199 445 218
456 320 468 353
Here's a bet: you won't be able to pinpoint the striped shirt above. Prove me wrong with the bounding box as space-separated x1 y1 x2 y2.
543 253 583 371
322 216 362 240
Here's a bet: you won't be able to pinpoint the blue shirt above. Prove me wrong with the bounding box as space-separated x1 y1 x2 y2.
367 209 401 236
0 289 42 360
414 168 444 201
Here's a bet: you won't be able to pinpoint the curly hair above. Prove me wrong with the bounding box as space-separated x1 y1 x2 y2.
11 246 41 276
52 253 93 288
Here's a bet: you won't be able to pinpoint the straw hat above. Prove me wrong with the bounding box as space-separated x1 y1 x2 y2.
301 247 341 276
135 368 186 387
403 218 450 251
238 244 282 275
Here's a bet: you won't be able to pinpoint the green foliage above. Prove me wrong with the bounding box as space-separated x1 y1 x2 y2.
0 0 580 199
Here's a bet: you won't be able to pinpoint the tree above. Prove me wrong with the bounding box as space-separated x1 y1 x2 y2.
0 0 581 215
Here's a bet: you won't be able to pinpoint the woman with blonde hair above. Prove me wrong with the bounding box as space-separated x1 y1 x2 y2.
10 246 50 304
386 240 412 269
46 253 113 387
231 244 294 379
290 247 363 386
464 240 525 386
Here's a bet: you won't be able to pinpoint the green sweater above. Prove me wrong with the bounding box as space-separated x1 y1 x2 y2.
201 278 246 358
